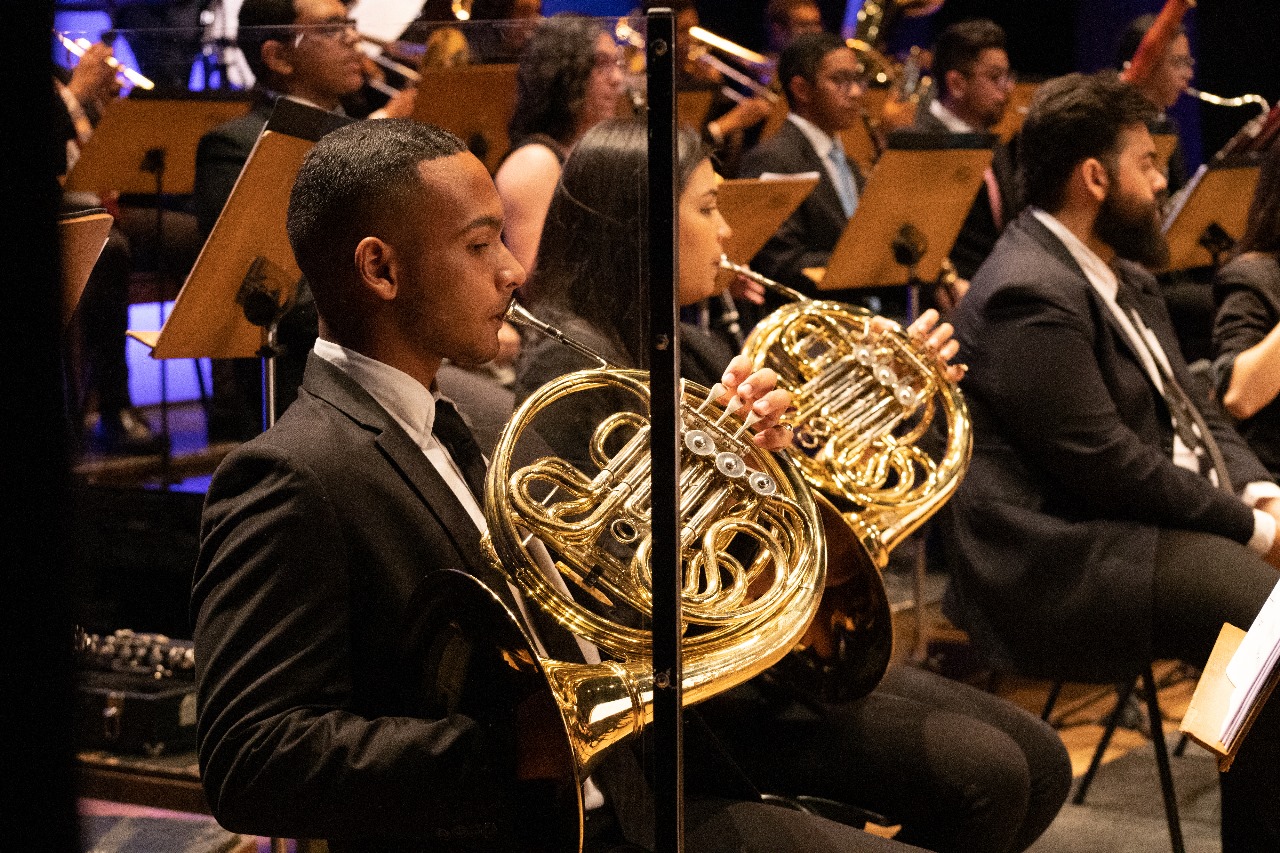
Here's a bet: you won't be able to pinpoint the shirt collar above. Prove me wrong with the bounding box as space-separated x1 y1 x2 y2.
929 99 976 133
1029 207 1121 302
313 338 439 448
788 112 841 159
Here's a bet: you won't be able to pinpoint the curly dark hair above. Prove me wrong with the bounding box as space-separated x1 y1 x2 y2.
508 14 605 148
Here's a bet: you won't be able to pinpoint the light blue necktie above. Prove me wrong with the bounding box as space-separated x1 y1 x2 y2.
828 142 858 218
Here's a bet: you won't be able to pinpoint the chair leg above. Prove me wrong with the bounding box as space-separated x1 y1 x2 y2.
1140 666 1186 853
1173 732 1189 757
1072 678 1137 804
1040 680 1063 722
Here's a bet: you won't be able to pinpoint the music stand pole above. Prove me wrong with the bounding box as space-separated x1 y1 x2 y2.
141 145 175 487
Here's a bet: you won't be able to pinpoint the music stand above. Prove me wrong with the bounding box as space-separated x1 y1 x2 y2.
413 63 518 174
806 132 994 320
1162 153 1262 271
717 174 818 280
128 99 350 481
65 92 252 477
678 89 715 129
58 209 114 330
1152 132 1179 174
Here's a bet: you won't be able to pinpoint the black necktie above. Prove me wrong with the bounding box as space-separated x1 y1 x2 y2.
432 398 488 503
1113 281 1233 492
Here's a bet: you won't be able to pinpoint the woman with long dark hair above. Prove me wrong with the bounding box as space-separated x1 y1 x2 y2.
495 14 624 274
515 117 1071 853
1212 144 1280 477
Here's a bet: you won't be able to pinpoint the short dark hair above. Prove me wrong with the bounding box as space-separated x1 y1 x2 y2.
1240 144 1280 255
1017 71 1156 212
1114 13 1185 70
237 0 297 87
286 120 467 320
767 0 818 32
777 31 845 105
527 119 709 367
932 19 1006 83
509 14 605 148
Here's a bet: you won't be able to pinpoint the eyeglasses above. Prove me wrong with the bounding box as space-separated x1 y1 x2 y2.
1165 54 1195 71
291 17 358 48
823 71 865 92
967 67 1017 88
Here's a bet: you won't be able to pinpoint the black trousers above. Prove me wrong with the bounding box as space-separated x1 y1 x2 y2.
697 664 1072 853
1152 528 1280 853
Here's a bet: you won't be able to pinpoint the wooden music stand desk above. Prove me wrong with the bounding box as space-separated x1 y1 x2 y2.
1162 155 1262 271
59 209 114 329
717 174 819 268
414 63 518 174
1181 622 1280 771
991 80 1038 144
806 135 993 299
129 100 349 366
65 95 251 196
1152 132 1179 175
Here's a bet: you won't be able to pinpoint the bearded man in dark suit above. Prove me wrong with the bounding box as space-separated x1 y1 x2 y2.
940 70 1280 852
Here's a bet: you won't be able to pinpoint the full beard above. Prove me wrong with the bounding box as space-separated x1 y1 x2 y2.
1094 187 1171 269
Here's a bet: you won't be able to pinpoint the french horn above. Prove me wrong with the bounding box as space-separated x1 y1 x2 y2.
468 300 846 850
725 256 973 570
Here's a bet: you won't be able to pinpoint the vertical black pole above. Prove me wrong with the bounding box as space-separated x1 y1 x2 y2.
646 8 683 853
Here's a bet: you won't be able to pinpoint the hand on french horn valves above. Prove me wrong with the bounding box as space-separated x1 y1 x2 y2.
897 309 967 383
715 355 795 451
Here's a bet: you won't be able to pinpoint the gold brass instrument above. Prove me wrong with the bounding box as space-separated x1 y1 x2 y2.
477 300 842 836
723 256 972 570
1188 87 1271 115
686 26 780 105
55 31 155 91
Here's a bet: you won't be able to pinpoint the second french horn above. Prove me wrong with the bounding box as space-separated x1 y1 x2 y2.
723 256 973 570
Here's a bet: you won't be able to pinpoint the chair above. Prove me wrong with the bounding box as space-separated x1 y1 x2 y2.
1040 665 1186 853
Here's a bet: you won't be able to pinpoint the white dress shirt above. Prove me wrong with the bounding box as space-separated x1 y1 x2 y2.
1030 209 1279 553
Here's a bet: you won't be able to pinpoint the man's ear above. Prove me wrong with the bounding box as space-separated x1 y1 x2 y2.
354 237 398 301
260 40 293 78
1080 157 1110 204
944 68 967 103
789 74 813 111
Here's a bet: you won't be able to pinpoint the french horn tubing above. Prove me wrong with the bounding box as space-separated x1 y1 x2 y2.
723 256 973 570
475 299 838 847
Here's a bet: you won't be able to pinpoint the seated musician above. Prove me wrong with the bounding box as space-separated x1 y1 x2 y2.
939 70 1280 852
1212 143 1280 479
193 117 936 853
193 0 416 443
55 40 164 455
738 32 905 321
908 19 1017 284
514 116 1070 853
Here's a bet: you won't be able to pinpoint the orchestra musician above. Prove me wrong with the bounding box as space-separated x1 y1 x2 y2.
494 13 623 276
939 71 1280 853
908 19 1017 286
738 32 905 321
191 116 921 853
1212 143 1280 479
514 116 1070 853
193 0 415 443
55 39 164 456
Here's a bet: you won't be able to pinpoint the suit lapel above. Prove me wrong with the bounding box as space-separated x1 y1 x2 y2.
782 120 850 228
301 356 504 588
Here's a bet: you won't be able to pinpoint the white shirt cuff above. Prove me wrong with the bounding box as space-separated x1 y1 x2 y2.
1250 507 1277 555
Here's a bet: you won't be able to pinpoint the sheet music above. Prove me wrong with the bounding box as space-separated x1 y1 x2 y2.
1221 579 1280 744
1161 163 1207 234
757 171 821 183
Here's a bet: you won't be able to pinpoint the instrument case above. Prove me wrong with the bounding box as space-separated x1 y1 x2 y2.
76 669 197 757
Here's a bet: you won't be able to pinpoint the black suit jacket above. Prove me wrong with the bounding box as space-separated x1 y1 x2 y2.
909 109 1017 281
193 98 274 238
940 211 1271 681
194 354 569 850
738 119 888 313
